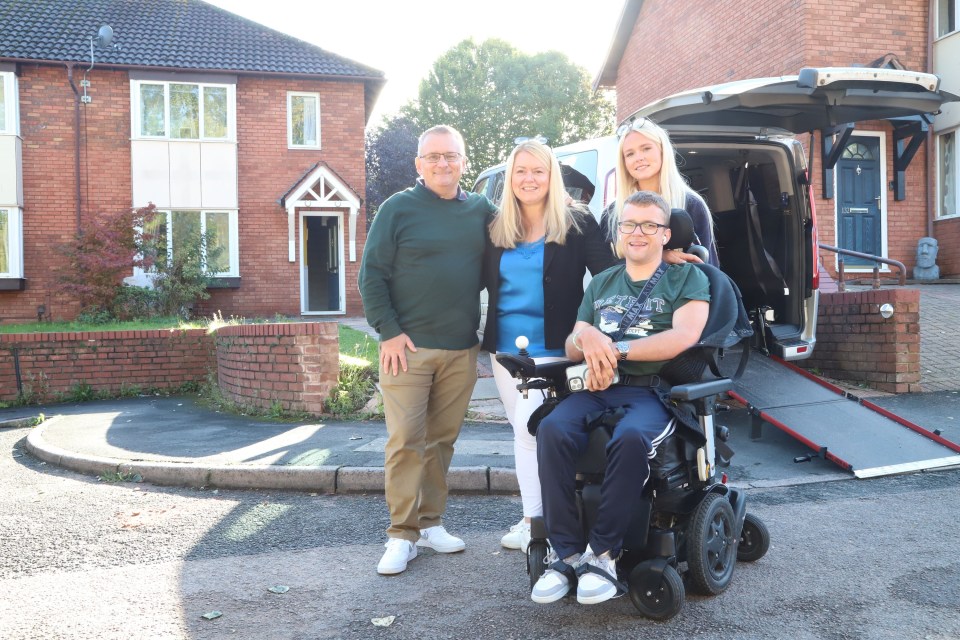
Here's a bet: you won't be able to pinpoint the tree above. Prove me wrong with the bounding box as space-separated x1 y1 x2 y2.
365 113 421 216
407 39 615 184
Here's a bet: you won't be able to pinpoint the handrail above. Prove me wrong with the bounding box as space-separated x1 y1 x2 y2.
818 243 906 292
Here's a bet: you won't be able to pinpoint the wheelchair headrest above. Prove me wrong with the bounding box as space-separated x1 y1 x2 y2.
665 208 694 250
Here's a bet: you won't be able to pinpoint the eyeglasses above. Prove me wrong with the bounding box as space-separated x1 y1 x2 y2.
418 152 463 164
618 221 667 235
615 117 651 139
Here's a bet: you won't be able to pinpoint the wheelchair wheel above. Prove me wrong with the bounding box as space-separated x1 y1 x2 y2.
628 560 684 621
686 492 738 595
526 541 549 591
737 512 770 562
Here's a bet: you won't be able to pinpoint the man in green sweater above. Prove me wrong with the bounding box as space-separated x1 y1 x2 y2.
359 125 497 575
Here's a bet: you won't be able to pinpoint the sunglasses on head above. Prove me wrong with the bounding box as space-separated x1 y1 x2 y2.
615 116 652 139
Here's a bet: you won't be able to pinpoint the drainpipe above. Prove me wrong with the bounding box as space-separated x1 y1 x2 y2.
66 64 82 235
926 9 935 238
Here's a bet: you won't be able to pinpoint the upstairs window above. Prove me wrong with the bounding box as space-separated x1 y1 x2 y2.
133 80 234 140
939 0 957 37
288 92 320 148
0 70 17 135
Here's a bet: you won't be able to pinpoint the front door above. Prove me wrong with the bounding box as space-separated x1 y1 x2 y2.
302 214 343 313
836 136 883 266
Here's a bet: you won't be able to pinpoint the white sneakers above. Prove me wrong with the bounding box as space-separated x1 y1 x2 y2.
531 545 624 605
500 519 531 552
377 539 417 575
576 547 622 605
531 549 580 603
379 526 465 575
416 525 466 553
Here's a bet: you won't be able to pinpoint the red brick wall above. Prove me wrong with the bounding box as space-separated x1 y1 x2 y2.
932 216 960 275
0 322 340 410
614 0 946 276
0 328 214 401
800 288 921 393
214 321 338 414
2 63 369 323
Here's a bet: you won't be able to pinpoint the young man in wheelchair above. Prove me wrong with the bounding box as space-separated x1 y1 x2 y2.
532 190 710 605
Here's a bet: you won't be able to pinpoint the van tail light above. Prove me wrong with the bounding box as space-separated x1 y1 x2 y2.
808 180 819 291
602 169 617 209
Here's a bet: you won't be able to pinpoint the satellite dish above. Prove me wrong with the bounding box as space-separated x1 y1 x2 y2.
96 25 113 48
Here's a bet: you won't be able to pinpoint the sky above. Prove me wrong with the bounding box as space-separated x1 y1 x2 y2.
205 0 625 126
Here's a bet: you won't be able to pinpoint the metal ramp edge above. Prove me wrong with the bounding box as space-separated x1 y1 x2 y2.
728 353 960 478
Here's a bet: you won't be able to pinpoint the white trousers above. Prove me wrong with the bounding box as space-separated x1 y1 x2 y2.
490 353 564 518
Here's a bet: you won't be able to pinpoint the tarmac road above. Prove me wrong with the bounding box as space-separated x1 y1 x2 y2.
3 424 959 640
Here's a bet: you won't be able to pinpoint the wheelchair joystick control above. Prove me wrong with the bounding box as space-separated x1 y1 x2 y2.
515 336 530 358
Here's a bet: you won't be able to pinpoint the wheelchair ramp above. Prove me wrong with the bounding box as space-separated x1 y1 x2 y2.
729 354 960 478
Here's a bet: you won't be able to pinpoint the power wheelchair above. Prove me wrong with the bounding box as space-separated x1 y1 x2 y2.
494 212 770 620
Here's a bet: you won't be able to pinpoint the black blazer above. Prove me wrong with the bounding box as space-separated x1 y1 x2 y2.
481 212 617 353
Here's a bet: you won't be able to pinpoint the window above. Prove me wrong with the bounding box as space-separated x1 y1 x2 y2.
0 70 17 135
288 92 320 148
146 210 237 276
0 207 22 278
132 80 234 140
939 130 957 218
0 209 8 274
939 0 957 37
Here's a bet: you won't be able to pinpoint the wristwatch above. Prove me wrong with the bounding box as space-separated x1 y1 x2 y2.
615 341 630 361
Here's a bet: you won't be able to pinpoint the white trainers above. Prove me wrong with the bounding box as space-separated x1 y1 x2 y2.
576 547 623 604
416 525 466 553
500 519 531 552
531 549 580 604
377 538 417 575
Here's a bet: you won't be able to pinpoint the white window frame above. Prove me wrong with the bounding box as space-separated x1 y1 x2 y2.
150 209 240 277
0 71 18 135
130 79 236 141
937 128 959 220
937 0 958 37
287 91 321 149
0 207 23 278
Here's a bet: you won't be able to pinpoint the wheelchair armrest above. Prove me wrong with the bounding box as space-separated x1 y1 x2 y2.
494 353 575 383
669 378 733 401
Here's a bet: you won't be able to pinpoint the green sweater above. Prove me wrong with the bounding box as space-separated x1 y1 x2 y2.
359 182 496 350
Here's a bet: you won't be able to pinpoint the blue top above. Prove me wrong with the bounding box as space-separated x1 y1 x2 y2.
496 237 565 357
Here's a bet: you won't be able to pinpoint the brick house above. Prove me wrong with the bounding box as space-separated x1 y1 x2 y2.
594 0 960 278
0 0 384 323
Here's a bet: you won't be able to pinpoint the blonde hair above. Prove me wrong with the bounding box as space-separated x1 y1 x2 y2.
488 140 584 249
611 119 707 240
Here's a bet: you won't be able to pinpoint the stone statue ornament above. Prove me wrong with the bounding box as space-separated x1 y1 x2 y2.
913 237 940 280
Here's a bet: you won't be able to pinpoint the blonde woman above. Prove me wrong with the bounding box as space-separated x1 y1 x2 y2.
606 117 718 267
481 140 616 552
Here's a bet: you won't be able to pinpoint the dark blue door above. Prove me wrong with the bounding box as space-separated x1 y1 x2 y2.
837 136 882 266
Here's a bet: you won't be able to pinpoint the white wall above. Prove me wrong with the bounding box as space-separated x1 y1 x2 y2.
131 140 237 209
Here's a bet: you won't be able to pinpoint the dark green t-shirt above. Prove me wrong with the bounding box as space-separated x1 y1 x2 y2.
576 263 711 375
359 182 496 350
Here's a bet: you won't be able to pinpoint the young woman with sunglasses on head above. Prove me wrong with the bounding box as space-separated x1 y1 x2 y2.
605 118 719 267
481 140 616 552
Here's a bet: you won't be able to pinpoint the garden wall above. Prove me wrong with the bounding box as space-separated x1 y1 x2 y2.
0 322 340 411
215 322 339 415
800 289 921 393
0 329 214 401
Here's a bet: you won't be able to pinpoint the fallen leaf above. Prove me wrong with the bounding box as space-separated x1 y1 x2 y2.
371 616 395 627
268 585 289 594
201 611 222 620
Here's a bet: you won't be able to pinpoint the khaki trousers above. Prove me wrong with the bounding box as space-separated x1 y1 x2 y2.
379 344 479 541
